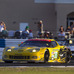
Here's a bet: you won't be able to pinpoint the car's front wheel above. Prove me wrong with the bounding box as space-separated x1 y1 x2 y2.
44 50 49 63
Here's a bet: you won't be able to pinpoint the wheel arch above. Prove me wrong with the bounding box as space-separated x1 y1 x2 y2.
45 49 50 55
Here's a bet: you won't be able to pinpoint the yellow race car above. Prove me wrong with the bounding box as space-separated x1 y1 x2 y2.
2 39 72 63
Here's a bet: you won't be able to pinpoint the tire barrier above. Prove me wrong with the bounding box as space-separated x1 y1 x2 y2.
0 48 4 59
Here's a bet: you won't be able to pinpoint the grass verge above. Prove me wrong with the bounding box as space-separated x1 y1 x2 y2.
0 67 74 74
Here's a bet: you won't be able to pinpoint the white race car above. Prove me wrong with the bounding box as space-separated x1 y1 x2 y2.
65 39 74 56
57 39 74 56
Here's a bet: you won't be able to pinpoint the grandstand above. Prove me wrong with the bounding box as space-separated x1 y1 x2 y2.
0 0 74 36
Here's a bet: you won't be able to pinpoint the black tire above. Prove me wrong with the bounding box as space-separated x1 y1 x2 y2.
44 50 49 63
5 61 13 63
65 51 71 63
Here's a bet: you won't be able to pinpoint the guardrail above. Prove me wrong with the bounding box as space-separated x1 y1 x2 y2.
5 39 27 47
0 48 4 59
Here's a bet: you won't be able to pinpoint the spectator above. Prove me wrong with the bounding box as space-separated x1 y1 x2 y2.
28 30 33 39
71 27 74 35
58 31 65 40
66 26 71 33
25 26 29 31
44 30 48 38
37 32 43 38
59 26 64 32
44 31 50 39
71 22 74 30
65 26 71 39
37 20 43 34
49 32 53 39
8 30 15 38
14 30 21 39
0 22 6 38
2 27 8 38
0 21 6 32
22 26 29 39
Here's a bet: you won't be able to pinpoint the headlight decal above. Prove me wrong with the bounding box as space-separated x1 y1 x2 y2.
7 49 11 52
6 48 11 52
32 49 36 52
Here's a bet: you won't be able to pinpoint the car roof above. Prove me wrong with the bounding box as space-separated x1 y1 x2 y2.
27 38 55 42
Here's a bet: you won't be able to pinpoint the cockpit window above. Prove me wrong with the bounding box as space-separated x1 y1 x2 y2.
19 41 51 47
51 41 57 47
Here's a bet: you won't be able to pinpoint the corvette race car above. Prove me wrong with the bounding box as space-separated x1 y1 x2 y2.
2 39 72 63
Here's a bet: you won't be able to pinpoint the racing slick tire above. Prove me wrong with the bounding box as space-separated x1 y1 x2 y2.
44 50 49 63
65 50 71 63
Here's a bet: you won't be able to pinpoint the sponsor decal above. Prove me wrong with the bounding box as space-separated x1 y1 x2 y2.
52 52 58 58
52 49 59 51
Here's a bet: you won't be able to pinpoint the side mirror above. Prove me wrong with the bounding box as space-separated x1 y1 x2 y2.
18 42 23 46
69 40 72 44
21 42 23 44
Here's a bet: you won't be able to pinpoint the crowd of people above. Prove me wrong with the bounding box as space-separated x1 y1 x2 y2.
0 22 8 38
21 26 33 39
0 21 33 39
0 21 53 39
0 21 74 39
58 22 74 40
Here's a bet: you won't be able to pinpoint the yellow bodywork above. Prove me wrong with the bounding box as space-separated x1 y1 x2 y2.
2 39 71 63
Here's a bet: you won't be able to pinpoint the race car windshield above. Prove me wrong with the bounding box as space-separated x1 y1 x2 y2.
19 41 51 47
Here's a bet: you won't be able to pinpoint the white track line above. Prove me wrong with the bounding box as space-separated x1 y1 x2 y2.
1 66 74 68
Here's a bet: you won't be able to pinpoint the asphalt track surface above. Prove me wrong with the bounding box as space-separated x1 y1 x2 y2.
0 57 74 67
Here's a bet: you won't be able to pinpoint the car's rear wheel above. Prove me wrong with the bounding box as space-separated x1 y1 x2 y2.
65 51 71 63
44 50 49 63
4 61 13 63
